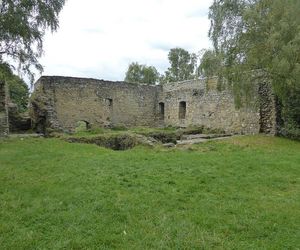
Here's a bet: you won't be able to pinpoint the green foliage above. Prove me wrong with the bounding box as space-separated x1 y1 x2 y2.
7 75 29 112
110 125 128 131
209 0 300 135
0 0 65 82
198 49 222 78
75 121 89 133
162 48 197 83
124 62 159 85
131 126 177 135
125 48 199 85
280 89 300 140
0 63 29 112
0 136 299 248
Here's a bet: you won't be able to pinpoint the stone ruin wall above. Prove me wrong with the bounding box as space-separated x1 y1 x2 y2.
0 80 9 137
258 81 279 135
158 78 261 134
31 76 160 132
31 75 278 135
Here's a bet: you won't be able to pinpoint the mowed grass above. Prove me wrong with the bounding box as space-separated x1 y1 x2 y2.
0 136 299 249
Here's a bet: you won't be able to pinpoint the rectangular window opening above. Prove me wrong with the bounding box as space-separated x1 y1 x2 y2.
159 102 165 120
179 101 186 119
105 98 113 107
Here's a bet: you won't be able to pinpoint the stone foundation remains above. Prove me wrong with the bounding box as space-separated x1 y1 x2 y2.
30 76 278 135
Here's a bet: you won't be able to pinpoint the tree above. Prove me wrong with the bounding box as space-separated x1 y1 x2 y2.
8 75 29 112
162 48 197 83
198 49 222 78
0 0 66 82
0 63 29 112
209 0 300 138
124 62 160 85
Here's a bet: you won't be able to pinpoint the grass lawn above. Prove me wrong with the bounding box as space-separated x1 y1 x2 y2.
0 135 299 249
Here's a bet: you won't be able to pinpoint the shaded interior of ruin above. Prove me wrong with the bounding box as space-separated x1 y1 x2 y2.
179 101 186 120
105 98 113 107
159 102 165 120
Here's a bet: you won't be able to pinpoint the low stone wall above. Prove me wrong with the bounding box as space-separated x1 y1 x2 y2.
0 80 9 137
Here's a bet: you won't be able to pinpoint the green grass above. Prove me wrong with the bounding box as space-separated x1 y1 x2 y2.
0 135 299 249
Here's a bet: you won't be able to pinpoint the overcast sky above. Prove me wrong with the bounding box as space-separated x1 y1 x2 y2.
39 0 213 81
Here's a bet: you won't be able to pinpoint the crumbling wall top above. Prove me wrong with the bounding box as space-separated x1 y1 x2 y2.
35 75 161 91
162 78 218 92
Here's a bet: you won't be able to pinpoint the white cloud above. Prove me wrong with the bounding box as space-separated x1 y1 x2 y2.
40 0 214 81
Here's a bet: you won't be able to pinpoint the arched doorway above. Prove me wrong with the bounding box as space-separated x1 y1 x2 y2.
75 120 90 132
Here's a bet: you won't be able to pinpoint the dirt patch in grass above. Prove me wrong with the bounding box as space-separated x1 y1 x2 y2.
65 133 140 150
65 133 156 150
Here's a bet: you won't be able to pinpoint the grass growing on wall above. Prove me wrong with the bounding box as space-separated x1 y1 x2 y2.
0 136 299 249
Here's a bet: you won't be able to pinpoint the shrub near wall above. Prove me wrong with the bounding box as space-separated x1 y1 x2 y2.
0 80 9 136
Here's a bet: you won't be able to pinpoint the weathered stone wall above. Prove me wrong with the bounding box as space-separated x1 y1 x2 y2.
158 79 261 134
31 76 160 132
31 75 278 135
258 82 278 135
0 80 9 137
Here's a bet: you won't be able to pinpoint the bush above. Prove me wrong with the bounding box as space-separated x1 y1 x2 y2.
280 124 300 141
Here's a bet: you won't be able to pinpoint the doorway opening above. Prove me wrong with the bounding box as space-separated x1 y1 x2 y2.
179 101 186 119
75 120 90 132
159 102 165 120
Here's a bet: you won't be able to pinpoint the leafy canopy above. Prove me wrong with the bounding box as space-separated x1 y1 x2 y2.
124 62 159 85
162 48 197 83
209 0 300 135
0 63 29 112
0 0 65 82
125 48 199 85
198 49 222 78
